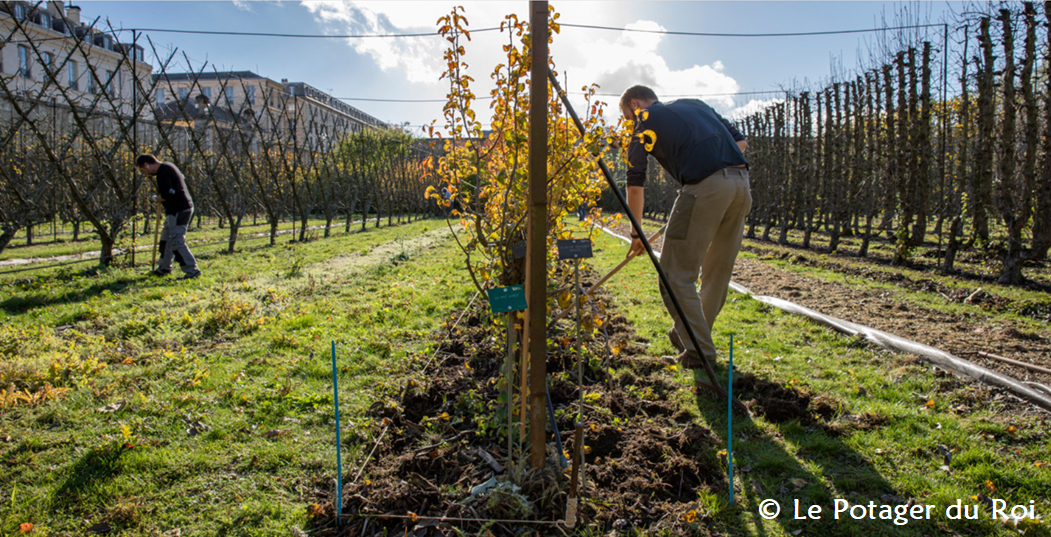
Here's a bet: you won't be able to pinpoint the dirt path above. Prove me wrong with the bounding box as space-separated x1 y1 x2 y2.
608 223 1051 387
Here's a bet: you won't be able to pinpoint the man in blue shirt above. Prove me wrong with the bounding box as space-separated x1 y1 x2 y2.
621 85 751 369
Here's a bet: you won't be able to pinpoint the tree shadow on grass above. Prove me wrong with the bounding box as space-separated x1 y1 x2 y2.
691 367 945 537
0 275 141 317
53 443 126 507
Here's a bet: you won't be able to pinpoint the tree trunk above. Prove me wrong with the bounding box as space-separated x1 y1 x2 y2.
0 226 19 257
995 8 1025 284
227 215 241 254
910 42 933 247
942 216 962 273
828 84 842 254
973 17 995 245
1031 1 1051 261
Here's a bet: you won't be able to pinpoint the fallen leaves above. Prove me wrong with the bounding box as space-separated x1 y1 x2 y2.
19 523 33 533
86 522 113 534
96 401 127 413
935 444 955 466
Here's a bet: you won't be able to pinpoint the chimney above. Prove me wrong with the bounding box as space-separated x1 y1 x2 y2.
49 1 64 17
66 4 81 26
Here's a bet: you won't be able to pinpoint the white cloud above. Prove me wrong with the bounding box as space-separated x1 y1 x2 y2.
726 98 783 121
297 2 745 125
302 1 450 83
562 20 739 111
232 0 253 12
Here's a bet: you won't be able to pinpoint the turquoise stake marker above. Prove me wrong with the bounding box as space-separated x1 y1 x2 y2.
728 334 734 506
331 341 343 525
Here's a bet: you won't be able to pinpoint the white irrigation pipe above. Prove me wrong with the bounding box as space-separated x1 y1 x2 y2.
601 226 1051 413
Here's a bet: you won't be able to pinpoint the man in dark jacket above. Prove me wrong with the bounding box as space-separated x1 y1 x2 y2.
620 85 750 369
136 154 201 280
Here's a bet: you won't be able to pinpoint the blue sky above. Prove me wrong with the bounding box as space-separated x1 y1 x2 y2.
87 1 962 131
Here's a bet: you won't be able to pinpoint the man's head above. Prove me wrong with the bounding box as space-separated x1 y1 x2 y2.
620 85 659 121
135 154 160 175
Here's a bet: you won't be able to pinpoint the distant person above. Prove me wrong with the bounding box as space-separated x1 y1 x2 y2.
620 85 750 370
136 154 202 280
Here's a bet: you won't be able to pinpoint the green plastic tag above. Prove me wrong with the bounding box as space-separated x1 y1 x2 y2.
487 285 527 313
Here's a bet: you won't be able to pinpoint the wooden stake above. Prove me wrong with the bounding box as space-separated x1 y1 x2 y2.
151 201 162 271
525 0 549 470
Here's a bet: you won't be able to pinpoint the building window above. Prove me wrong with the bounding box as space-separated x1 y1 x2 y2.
225 86 234 105
41 52 53 79
13 3 26 20
18 45 31 78
88 73 97 94
38 12 51 29
246 85 255 104
179 87 188 101
156 88 164 103
67 60 78 89
106 70 115 97
201 87 211 100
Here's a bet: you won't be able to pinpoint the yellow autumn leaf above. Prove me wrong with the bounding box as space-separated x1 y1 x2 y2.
557 291 572 309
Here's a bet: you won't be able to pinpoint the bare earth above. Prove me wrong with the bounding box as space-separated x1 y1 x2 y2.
608 223 1051 389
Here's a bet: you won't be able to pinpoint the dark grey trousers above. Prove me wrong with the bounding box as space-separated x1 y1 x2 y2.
159 208 199 274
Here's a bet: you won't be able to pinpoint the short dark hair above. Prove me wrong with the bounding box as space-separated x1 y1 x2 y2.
620 85 659 111
135 154 159 167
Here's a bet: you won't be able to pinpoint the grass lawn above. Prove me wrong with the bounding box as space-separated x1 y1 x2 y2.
589 229 1050 536
1 218 474 536
0 216 393 265
0 218 1047 536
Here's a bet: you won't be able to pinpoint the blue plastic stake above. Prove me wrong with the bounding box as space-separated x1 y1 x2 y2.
728 334 734 506
331 341 343 525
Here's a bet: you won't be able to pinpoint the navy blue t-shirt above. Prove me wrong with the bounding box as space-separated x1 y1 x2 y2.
155 162 194 215
625 99 747 187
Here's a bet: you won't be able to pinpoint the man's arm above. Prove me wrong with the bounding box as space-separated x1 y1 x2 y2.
627 186 646 257
737 139 748 153
155 165 171 200
716 114 746 142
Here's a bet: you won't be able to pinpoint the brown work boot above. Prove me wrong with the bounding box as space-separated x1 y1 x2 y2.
659 349 704 369
668 327 685 353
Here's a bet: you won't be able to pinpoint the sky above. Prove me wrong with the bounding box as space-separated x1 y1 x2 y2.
84 1 963 132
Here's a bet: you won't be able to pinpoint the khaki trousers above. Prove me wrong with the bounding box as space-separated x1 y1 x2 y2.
658 167 751 361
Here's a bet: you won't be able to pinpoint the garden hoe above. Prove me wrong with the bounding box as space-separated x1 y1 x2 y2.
151 200 162 271
548 224 666 327
549 68 749 417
